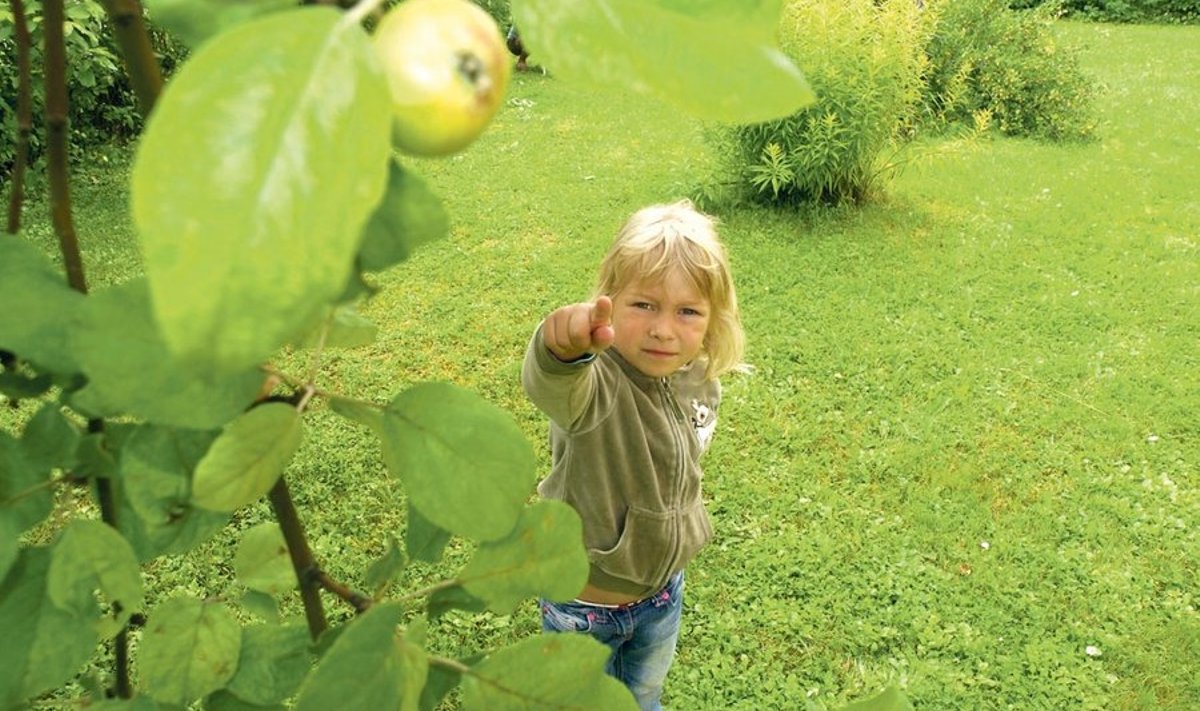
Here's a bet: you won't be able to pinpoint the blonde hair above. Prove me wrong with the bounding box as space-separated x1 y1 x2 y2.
594 200 746 380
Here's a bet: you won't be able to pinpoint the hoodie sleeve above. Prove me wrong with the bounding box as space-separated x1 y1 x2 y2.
521 322 617 433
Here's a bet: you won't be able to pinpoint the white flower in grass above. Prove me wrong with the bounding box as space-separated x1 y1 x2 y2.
980 541 991 550
1085 645 1102 658
1147 434 1160 443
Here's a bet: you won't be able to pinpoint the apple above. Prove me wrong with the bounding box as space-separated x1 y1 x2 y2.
373 0 511 157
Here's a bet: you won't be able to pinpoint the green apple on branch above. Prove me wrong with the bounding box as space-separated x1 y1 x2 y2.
373 0 512 157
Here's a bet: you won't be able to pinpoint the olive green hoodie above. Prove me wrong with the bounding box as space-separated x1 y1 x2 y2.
522 324 721 599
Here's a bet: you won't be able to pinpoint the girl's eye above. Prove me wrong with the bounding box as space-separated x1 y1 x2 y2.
633 302 654 310
680 308 703 317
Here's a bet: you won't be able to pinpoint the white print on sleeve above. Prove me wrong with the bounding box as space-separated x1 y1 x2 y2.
690 399 717 450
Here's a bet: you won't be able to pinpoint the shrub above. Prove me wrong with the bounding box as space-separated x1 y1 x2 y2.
923 0 1097 139
0 0 185 176
1009 0 1199 24
706 0 928 205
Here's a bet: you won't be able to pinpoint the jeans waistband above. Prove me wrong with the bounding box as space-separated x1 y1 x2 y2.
572 571 682 610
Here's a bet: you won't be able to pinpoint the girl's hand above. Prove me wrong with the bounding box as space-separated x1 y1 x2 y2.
543 296 614 362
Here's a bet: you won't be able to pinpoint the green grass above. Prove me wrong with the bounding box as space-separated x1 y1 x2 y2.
7 20 1199 711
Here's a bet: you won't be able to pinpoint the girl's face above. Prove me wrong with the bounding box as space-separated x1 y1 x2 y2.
610 269 711 378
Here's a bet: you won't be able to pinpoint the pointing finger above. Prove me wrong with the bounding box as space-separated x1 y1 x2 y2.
591 296 612 327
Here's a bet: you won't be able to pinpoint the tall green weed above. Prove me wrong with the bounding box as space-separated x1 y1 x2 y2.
706 0 928 205
923 0 1097 140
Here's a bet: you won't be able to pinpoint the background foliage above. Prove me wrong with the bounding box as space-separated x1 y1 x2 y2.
923 0 1097 140
1010 0 1200 23
704 0 1101 207
706 0 928 205
0 0 186 175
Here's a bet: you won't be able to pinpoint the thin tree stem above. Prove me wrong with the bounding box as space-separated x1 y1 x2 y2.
98 0 162 117
90 420 131 698
428 655 472 675
5 0 33 235
267 476 330 640
395 578 460 605
0 476 61 507
313 570 373 613
41 0 87 293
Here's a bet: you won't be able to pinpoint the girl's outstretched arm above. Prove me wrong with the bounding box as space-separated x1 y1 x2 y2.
542 296 614 363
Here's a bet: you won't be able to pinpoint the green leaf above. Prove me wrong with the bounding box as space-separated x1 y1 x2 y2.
224 624 312 706
0 547 99 708
459 500 589 613
192 403 303 512
68 279 264 429
461 634 638 711
294 603 427 711
358 160 450 273
143 0 294 49
510 0 815 124
656 0 784 32
238 590 281 624
47 520 144 638
132 7 391 373
205 690 286 711
426 585 487 619
20 403 80 473
0 239 84 375
139 597 242 706
365 534 407 596
381 383 536 542
838 686 913 711
233 522 295 595
328 396 384 436
395 630 429 711
0 370 52 400
74 432 118 480
292 304 379 350
87 698 170 710
406 503 451 564
0 431 52 581
418 661 462 711
116 424 230 561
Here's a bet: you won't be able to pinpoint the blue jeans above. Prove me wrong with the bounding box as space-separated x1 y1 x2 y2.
540 571 684 711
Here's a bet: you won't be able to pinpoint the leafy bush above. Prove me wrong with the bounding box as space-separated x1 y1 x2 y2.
706 0 928 205
923 0 1097 139
0 0 185 175
1009 0 1199 23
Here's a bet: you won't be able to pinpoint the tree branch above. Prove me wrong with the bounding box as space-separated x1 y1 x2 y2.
313 569 374 614
267 476 329 640
89 420 131 699
97 0 162 117
5 0 33 236
42 0 87 293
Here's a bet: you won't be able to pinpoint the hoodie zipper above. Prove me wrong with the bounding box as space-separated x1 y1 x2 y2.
660 376 689 579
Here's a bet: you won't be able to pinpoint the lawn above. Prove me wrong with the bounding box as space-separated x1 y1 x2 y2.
7 18 1198 711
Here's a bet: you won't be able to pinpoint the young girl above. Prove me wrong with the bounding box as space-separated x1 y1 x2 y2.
522 200 745 710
